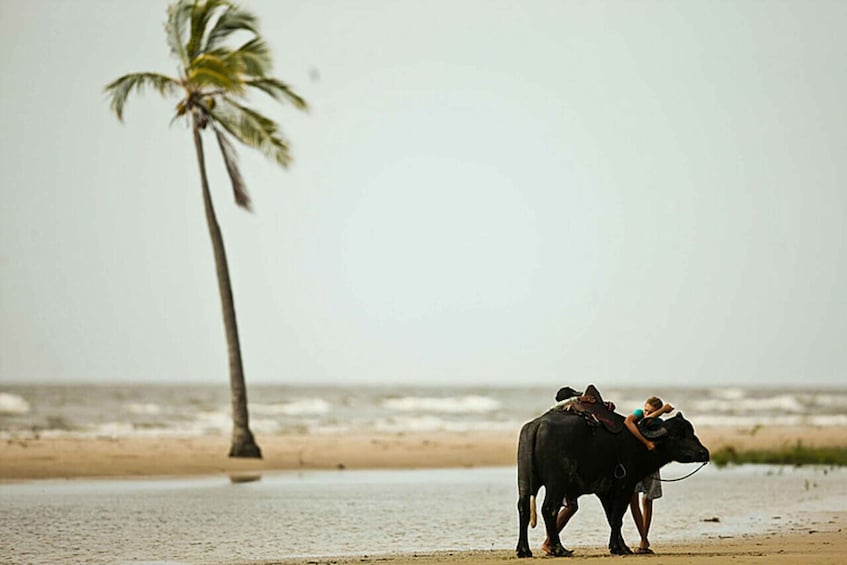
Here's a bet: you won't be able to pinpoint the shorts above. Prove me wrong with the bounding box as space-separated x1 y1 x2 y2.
634 471 662 500
560 496 579 509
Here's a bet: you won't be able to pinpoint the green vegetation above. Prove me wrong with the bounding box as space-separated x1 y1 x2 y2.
711 443 847 468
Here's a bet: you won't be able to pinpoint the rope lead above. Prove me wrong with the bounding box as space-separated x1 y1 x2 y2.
659 462 708 482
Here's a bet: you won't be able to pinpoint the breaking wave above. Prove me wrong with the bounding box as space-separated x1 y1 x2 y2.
251 398 332 416
0 393 30 415
382 395 500 414
124 403 163 415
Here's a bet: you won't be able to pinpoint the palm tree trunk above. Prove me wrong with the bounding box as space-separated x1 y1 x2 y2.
192 116 262 458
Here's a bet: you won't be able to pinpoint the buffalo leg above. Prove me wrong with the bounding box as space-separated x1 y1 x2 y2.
516 492 533 558
599 494 632 555
541 487 573 557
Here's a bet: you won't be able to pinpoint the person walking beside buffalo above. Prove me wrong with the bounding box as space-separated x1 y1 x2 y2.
625 396 675 554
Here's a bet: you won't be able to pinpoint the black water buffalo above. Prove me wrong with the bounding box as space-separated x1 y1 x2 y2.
515 409 709 557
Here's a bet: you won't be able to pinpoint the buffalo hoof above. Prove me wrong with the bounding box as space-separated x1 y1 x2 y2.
516 546 532 558
609 545 632 555
544 544 574 557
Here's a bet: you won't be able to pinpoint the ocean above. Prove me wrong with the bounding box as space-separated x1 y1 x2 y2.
1 383 846 440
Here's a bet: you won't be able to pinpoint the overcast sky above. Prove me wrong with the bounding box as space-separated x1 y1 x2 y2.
1 0 845 387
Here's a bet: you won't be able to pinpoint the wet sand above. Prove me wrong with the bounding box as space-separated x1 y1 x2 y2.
251 517 846 565
2 425 846 481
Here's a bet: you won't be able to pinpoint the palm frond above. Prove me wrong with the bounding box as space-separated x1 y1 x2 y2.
246 78 308 110
229 37 272 78
213 125 251 210
211 98 292 167
187 53 245 93
108 0 307 203
186 0 221 60
204 3 259 53
104 72 179 121
164 0 193 67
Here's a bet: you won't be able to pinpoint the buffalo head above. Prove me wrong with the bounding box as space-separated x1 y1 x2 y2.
654 413 710 463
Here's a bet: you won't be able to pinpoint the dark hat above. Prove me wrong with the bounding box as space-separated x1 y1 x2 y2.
638 418 668 439
555 386 583 402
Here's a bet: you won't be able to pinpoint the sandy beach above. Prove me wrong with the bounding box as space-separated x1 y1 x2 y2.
253 519 847 565
2 424 845 481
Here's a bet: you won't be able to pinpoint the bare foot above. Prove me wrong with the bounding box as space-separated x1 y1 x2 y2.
541 542 573 557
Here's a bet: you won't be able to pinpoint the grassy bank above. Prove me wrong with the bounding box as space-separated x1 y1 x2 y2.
711 443 847 467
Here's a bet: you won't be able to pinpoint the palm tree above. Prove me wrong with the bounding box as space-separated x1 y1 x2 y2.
105 0 307 458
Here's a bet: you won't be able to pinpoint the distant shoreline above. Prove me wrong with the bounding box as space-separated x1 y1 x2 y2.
2 425 846 482
5 381 847 389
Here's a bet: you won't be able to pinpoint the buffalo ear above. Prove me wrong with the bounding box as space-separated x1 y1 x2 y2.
674 412 684 420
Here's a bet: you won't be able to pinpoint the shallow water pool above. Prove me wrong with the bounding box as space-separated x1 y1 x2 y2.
1 464 845 564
